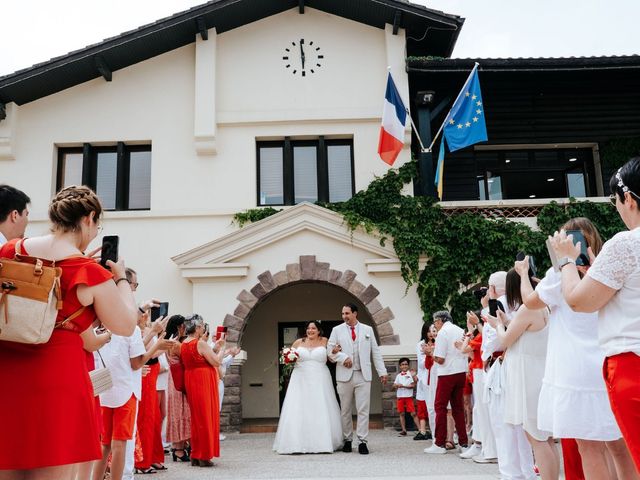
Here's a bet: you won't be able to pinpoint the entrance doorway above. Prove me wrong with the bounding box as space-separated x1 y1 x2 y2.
241 281 382 420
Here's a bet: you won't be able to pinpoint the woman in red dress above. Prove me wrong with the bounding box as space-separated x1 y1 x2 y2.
0 186 138 479
180 315 224 467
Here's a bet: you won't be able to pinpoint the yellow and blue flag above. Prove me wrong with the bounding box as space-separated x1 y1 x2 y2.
435 63 487 199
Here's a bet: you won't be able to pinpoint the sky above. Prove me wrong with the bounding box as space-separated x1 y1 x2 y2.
1 0 639 77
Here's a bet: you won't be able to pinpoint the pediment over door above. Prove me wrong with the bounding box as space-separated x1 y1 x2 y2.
171 202 405 280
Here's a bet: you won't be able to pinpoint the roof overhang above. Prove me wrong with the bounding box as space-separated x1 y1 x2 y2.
407 55 640 73
0 0 463 106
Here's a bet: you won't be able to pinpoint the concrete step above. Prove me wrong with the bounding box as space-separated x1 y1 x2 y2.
240 414 385 433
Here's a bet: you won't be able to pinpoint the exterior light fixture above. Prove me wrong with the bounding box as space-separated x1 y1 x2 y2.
529 194 536 198
569 158 577 162
547 178 555 182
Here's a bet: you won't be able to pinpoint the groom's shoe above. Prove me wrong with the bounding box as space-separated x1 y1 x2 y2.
358 443 369 455
341 441 352 453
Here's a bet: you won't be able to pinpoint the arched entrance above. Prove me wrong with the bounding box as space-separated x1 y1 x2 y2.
220 255 400 431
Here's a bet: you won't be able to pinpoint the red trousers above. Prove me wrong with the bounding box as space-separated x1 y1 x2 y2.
560 439 585 480
603 352 640 473
135 363 163 469
434 371 468 447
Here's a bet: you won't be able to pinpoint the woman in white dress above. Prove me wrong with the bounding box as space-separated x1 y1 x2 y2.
518 217 634 480
486 269 559 480
273 321 343 454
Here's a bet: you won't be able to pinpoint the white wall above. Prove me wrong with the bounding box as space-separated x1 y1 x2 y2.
0 7 419 357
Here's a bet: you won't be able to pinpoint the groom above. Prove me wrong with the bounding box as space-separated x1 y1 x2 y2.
328 303 388 454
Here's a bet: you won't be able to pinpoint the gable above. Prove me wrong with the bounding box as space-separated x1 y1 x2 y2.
0 0 462 106
172 202 397 268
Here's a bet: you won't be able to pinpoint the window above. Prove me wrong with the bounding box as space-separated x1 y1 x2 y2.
474 148 595 200
257 138 354 206
57 143 151 211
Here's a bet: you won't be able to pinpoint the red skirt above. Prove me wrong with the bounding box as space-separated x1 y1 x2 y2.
0 330 101 469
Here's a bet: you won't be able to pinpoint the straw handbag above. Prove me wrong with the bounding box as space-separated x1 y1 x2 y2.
90 350 113 396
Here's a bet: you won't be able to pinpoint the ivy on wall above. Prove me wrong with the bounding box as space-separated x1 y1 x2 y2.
233 161 624 324
600 137 640 169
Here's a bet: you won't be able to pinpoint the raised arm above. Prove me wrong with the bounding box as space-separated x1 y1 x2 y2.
515 257 547 310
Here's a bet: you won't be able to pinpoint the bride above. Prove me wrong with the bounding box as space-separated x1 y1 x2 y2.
273 321 343 454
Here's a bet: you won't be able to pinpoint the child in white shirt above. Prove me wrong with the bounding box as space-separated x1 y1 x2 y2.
393 357 419 436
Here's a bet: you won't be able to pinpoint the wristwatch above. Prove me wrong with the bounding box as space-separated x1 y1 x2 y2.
558 257 576 270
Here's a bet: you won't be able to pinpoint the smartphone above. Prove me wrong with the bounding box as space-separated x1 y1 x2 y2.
150 302 169 322
566 230 590 266
215 326 228 341
546 238 560 272
100 235 119 269
488 298 505 317
515 251 537 278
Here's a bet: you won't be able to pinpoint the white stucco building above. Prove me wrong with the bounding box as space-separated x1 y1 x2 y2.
0 0 463 429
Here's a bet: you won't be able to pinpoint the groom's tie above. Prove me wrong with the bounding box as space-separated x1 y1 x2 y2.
350 326 356 341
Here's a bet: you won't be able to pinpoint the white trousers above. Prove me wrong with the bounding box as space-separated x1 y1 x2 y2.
473 368 497 459
122 403 138 480
425 373 438 435
336 370 371 443
487 383 536 480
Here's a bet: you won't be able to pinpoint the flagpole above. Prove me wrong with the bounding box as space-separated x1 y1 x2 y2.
424 62 480 153
406 109 428 152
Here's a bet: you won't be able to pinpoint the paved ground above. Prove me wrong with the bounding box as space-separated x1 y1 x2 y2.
152 430 502 479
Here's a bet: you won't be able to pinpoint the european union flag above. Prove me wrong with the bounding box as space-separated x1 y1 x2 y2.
443 65 487 151
435 64 487 199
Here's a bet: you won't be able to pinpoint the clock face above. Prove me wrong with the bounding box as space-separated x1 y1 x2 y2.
282 38 324 77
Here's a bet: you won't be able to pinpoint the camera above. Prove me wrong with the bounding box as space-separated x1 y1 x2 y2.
473 287 488 301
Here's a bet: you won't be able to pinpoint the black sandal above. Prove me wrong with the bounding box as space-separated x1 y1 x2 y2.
151 463 167 470
134 467 157 474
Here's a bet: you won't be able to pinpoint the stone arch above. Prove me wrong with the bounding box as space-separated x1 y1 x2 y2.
222 255 400 346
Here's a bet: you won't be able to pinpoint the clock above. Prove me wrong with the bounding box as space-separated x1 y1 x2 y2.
282 38 324 77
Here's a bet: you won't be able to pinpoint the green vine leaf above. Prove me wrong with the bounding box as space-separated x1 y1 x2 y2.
234 160 624 326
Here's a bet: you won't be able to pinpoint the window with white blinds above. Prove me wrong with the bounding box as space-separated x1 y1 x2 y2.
96 152 118 210
61 152 83 187
257 138 353 206
293 146 318 204
327 145 352 203
128 150 152 210
57 144 151 211
259 147 284 205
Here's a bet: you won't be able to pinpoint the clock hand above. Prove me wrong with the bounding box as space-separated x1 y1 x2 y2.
300 42 305 70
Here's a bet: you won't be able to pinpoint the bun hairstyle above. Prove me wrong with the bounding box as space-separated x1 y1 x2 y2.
49 185 103 233
184 313 204 335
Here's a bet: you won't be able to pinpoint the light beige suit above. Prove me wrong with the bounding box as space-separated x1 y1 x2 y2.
327 322 387 443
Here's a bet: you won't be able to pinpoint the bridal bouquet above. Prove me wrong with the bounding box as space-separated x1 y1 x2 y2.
279 347 299 391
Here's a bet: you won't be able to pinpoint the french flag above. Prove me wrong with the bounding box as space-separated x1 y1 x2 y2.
377 73 407 166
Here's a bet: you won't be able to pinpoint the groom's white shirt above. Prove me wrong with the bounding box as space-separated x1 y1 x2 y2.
327 322 387 382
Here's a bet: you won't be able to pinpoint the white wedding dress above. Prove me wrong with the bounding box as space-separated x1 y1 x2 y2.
273 346 343 454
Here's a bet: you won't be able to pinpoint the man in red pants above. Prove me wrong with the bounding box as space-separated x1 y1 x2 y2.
424 311 469 454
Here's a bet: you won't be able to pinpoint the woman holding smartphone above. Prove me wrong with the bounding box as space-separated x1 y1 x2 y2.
520 218 636 479
0 186 138 479
181 315 225 467
552 157 640 473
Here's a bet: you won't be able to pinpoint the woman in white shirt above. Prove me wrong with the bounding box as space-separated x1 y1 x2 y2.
520 217 633 479
552 157 640 474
